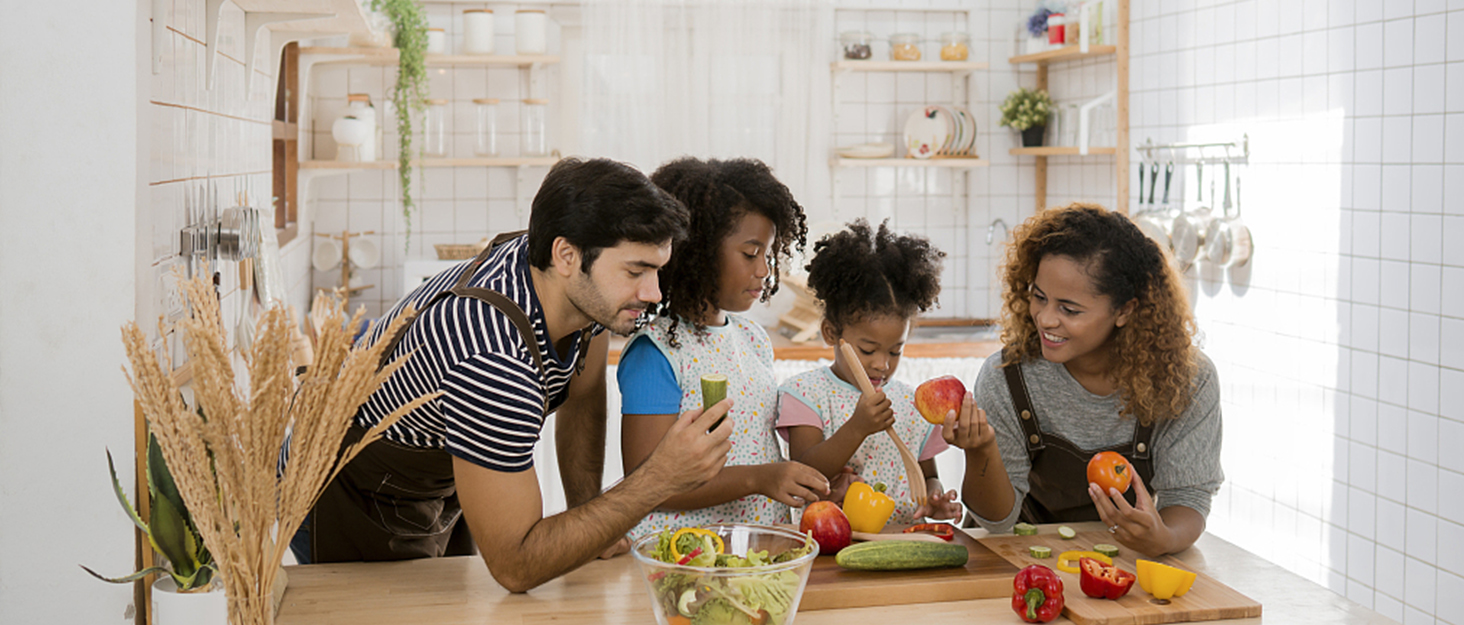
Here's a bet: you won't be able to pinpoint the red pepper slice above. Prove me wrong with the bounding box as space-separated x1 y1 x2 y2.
1079 557 1136 600
902 523 955 541
1011 564 1065 623
675 546 704 566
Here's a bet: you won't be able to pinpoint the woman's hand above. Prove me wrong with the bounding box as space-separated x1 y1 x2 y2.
755 461 831 508
847 389 895 438
913 480 962 521
1089 470 1176 556
942 393 996 451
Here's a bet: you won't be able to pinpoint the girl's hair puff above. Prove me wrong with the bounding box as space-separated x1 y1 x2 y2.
805 219 945 332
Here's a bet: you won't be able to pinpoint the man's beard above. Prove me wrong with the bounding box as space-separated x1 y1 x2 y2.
568 273 646 335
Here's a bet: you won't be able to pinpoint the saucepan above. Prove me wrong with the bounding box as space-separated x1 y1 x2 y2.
1132 160 1173 251
1204 168 1252 267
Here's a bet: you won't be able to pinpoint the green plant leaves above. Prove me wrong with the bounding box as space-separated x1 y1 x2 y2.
106 448 148 534
999 88 1055 131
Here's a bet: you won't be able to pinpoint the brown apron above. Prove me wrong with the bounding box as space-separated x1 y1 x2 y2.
308 231 585 563
1002 352 1157 524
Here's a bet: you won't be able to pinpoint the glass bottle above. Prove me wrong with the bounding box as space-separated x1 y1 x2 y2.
890 33 921 61
940 32 970 61
474 98 499 157
840 31 872 60
521 98 549 156
423 99 449 157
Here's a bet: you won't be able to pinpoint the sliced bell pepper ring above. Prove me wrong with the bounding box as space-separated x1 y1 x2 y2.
1056 550 1111 574
1079 556 1136 600
902 523 956 541
669 528 725 561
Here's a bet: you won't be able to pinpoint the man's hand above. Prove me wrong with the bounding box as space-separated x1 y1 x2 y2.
636 398 735 497
753 461 831 508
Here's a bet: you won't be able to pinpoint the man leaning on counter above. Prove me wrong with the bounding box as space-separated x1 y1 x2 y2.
288 158 735 592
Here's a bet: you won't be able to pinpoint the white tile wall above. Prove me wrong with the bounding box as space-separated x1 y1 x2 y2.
1111 1 1464 623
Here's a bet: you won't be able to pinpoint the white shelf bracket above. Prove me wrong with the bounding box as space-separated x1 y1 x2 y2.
204 0 228 90
243 11 333 99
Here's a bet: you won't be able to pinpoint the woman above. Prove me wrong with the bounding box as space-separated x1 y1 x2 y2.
953 203 1222 556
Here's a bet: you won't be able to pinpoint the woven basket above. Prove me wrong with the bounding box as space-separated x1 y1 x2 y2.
434 238 489 260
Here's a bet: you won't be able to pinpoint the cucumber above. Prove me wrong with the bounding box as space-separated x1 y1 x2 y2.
1014 522 1038 536
834 541 970 571
1093 543 1120 557
1057 525 1076 539
1029 545 1052 558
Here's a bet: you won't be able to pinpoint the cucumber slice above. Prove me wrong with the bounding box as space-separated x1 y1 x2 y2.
1029 545 1052 558
1057 525 1076 539
1093 543 1120 557
1014 523 1038 536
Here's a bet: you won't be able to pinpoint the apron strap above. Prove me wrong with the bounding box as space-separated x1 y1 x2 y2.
1001 349 1045 454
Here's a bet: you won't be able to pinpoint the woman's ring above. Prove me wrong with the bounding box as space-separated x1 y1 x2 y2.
1108 525 1118 534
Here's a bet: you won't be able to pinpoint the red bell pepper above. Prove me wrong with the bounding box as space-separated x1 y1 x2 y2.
1011 564 1065 623
675 546 703 566
1079 557 1136 600
902 523 955 541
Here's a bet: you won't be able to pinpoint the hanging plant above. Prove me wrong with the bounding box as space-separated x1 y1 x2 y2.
372 0 428 251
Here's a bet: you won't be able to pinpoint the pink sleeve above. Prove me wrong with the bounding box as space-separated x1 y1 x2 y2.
775 393 824 442
918 425 949 461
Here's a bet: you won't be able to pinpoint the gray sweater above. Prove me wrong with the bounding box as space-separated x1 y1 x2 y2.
970 350 1224 534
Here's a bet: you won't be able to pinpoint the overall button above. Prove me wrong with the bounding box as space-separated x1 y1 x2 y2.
1136 442 1147 453
1021 410 1032 420
1029 434 1040 444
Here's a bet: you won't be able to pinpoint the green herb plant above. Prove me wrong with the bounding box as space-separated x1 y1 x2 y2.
82 435 216 592
999 87 1055 131
372 0 429 251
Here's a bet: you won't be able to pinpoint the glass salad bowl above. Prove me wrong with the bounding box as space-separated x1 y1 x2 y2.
631 524 819 625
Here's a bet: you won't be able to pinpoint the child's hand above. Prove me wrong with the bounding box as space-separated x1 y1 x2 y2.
848 389 895 438
755 461 831 508
914 485 962 521
827 466 860 507
942 392 996 451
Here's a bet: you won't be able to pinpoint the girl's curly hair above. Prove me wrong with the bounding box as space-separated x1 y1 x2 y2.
650 157 808 347
806 219 945 332
999 203 1198 426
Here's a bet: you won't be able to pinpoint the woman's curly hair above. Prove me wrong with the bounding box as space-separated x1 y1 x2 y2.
650 157 808 347
806 219 945 332
999 203 1198 425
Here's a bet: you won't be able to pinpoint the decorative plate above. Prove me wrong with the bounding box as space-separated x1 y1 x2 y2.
903 107 948 159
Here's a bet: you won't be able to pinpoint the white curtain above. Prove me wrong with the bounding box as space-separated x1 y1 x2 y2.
580 0 834 201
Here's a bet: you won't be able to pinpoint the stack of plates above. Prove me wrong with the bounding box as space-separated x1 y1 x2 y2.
902 105 978 159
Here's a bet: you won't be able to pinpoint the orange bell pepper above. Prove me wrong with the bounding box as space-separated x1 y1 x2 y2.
843 482 896 533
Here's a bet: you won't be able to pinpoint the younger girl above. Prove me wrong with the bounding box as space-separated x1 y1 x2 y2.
777 219 962 525
619 157 829 539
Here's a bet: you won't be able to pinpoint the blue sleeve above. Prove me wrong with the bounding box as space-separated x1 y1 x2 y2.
616 335 682 415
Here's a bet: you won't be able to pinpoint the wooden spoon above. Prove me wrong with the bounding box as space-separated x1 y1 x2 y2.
837 340 927 506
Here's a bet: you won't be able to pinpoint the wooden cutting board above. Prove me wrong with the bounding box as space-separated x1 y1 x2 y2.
977 530 1263 625
798 528 1019 611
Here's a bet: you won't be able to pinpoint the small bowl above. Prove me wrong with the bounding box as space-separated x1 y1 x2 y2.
631 524 818 625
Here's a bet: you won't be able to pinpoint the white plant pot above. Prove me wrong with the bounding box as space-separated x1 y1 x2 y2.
153 576 228 625
333 116 374 162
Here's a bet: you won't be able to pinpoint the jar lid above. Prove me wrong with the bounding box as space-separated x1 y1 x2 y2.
427 99 449 105
464 8 492 13
523 98 549 104
473 98 501 104
347 93 372 102
517 9 547 13
428 27 445 31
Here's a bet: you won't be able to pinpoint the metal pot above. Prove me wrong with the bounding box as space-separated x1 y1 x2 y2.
1204 172 1253 267
1171 161 1216 272
1133 160 1172 251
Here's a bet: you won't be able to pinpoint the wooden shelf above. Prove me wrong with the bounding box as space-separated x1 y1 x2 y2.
1009 44 1118 66
421 157 560 167
1010 146 1118 156
301 160 397 169
832 157 989 168
298 47 562 68
832 60 988 72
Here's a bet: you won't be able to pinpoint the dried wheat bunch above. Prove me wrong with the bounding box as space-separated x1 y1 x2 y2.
123 272 438 625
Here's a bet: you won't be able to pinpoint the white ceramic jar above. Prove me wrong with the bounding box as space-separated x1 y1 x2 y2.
515 9 548 55
426 28 446 54
333 93 377 161
463 9 495 54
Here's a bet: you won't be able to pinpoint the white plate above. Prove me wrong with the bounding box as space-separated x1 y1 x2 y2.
837 142 896 159
952 106 977 155
349 237 380 269
313 238 341 272
903 107 948 159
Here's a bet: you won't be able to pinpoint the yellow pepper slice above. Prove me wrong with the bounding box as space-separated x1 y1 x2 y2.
1135 559 1197 600
1056 550 1112 574
669 528 725 561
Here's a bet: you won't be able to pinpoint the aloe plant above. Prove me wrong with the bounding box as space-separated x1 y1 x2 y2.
81 434 215 591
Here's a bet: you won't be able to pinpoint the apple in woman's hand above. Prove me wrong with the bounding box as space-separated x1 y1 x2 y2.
915 375 968 425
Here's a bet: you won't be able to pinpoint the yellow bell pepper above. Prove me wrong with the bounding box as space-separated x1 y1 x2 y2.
1056 550 1111 574
1135 559 1197 600
843 482 896 533
669 528 724 561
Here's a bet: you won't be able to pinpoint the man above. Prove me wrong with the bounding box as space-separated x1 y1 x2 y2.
293 158 734 592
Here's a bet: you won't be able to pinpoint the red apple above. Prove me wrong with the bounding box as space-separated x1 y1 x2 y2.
799 501 852 555
915 375 967 425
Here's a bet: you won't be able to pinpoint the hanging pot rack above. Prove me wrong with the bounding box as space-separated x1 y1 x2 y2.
1137 134 1248 164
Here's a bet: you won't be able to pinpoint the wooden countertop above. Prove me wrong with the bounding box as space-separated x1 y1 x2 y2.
275 522 1393 624
607 323 1004 364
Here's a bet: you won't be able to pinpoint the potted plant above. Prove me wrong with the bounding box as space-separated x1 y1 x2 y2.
1000 87 1055 147
83 434 225 625
370 0 429 251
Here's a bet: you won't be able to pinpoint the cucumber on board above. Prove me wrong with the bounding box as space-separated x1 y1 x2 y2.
834 541 969 571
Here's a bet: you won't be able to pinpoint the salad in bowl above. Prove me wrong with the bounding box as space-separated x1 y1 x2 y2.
631 524 818 625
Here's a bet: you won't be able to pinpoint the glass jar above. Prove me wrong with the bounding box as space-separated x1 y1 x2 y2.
423 99 449 157
463 9 495 54
940 32 969 61
473 98 499 157
840 31 873 60
515 9 548 55
521 98 549 156
426 28 446 54
890 33 921 61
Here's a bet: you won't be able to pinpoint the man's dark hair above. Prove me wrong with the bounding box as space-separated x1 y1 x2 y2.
527 158 690 271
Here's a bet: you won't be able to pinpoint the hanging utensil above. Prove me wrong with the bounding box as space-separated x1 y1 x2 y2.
1170 160 1214 272
1133 158 1172 250
1205 171 1253 267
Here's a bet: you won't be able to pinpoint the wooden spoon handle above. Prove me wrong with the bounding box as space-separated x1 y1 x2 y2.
837 341 927 506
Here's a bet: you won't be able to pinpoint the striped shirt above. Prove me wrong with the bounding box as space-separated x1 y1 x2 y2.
354 235 600 472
